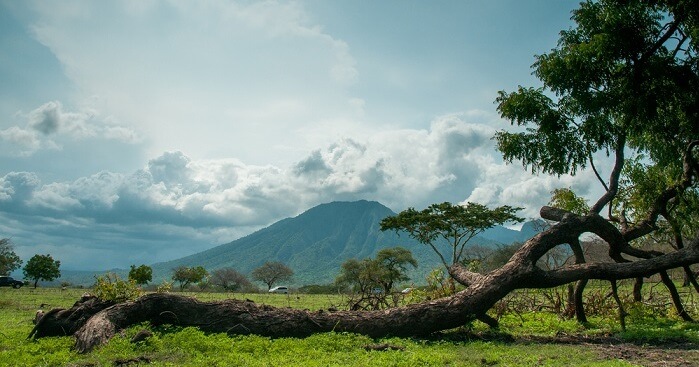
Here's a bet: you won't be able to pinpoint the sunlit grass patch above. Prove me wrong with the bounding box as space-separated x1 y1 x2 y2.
1 287 694 366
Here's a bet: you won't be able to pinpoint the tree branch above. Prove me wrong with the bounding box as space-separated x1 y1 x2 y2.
523 239 699 288
590 135 625 214
622 140 699 242
448 263 484 287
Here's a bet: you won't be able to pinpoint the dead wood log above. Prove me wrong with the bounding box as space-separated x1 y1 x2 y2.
28 203 699 354
64 225 699 353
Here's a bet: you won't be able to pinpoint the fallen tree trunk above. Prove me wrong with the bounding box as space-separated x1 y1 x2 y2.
29 200 699 353
34 218 698 353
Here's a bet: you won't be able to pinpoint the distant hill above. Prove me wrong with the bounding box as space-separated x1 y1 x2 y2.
150 200 540 286
54 200 541 287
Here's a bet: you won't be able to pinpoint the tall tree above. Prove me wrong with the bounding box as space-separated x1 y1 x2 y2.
374 247 418 293
128 264 153 286
23 254 61 288
0 238 22 276
495 0 699 322
251 261 293 290
380 202 522 271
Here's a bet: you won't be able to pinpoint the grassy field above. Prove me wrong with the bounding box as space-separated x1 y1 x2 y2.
1 287 698 366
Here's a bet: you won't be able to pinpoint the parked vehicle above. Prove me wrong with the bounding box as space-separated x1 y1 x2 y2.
268 286 288 294
0 276 24 288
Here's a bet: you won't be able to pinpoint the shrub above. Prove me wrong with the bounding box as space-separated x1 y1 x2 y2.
93 273 142 302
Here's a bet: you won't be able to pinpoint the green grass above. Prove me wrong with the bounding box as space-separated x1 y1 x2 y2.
1 287 696 366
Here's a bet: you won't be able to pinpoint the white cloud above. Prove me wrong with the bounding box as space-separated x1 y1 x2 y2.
0 114 603 269
26 0 361 164
0 126 42 156
0 101 140 157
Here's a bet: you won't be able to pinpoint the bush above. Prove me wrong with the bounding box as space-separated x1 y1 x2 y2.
93 273 142 302
156 280 173 293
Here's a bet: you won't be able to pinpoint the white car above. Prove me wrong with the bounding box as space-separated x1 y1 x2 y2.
268 286 288 294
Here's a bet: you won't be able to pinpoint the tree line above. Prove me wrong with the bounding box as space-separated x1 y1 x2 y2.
0 238 61 288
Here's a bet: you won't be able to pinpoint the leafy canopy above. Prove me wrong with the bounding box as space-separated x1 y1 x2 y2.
171 265 208 291
94 272 142 302
336 247 418 294
548 188 590 216
251 261 293 290
23 254 61 288
380 202 522 269
0 238 22 276
128 264 153 285
495 0 699 213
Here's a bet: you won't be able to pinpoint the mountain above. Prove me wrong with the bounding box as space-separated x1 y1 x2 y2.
152 200 430 285
151 200 540 286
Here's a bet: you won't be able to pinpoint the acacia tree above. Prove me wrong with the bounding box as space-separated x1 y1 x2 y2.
128 264 153 286
336 247 417 310
0 238 22 276
23 254 61 288
172 266 208 291
30 1 699 352
380 202 522 271
375 247 418 293
251 261 293 290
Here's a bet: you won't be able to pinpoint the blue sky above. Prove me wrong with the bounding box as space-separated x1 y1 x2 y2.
0 0 600 271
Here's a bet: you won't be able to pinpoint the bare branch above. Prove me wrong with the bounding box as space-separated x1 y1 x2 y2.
590 135 625 214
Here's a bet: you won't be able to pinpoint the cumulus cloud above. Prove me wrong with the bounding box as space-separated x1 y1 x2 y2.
25 1 362 164
0 126 42 156
0 115 603 269
0 101 140 157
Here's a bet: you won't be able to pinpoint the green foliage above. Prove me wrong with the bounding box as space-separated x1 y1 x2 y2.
336 247 417 300
336 258 370 292
172 265 208 291
499 0 698 168
128 264 153 285
380 202 523 269
251 261 294 290
156 280 173 293
495 0 699 224
22 253 60 288
335 247 417 310
93 272 142 302
0 238 22 276
405 268 455 303
479 242 523 273
548 188 590 216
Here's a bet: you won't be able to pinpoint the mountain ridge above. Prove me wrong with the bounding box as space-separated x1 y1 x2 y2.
57 200 540 287
149 200 537 285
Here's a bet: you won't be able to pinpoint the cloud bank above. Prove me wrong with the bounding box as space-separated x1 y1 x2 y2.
0 112 596 270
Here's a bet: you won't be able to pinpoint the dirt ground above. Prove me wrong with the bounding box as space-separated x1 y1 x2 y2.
519 335 699 367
